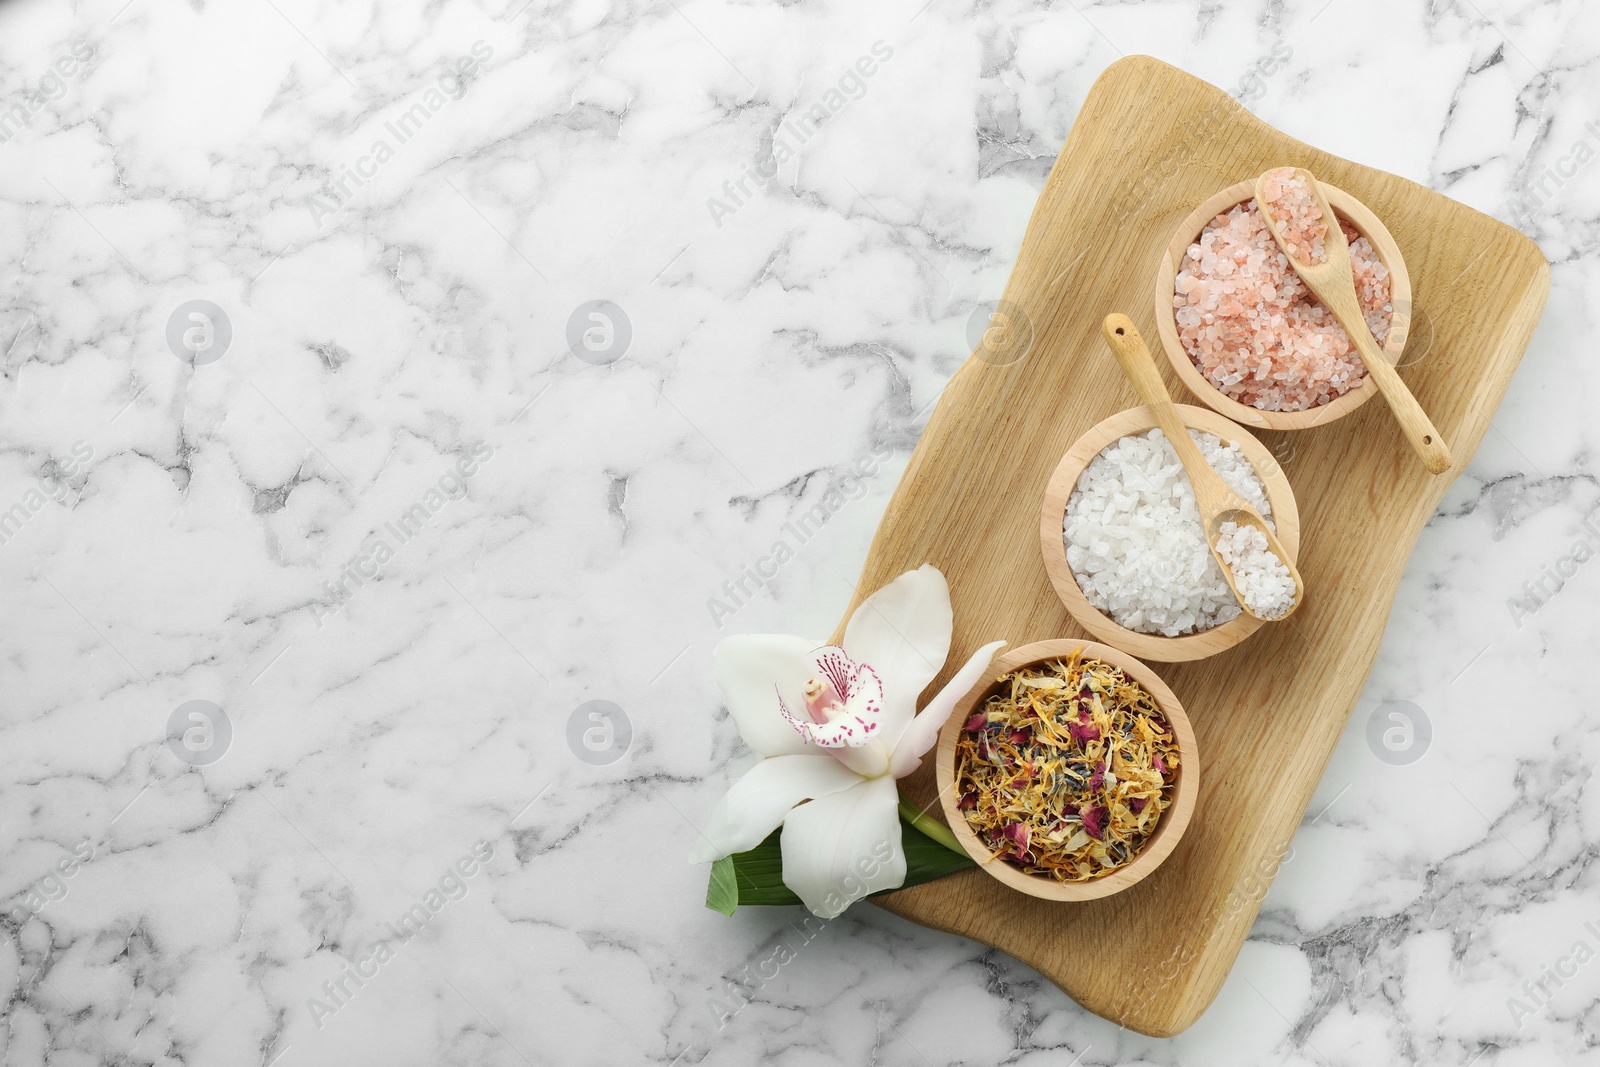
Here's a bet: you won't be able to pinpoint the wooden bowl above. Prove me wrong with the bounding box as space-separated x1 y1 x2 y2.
1152 179 1411 431
1038 404 1300 662
934 639 1198 902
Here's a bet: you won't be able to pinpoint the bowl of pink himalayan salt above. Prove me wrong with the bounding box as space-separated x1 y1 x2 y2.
1152 178 1412 431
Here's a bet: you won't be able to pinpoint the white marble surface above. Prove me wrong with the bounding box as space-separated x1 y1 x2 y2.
0 0 1593 1062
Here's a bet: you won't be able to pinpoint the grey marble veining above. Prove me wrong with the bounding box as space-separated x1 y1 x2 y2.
0 0 1593 1063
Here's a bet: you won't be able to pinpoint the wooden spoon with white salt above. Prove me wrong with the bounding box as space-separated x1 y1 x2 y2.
1253 166 1452 475
1101 313 1304 623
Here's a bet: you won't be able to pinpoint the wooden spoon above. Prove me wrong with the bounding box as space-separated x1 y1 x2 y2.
1253 167 1452 475
1101 313 1304 622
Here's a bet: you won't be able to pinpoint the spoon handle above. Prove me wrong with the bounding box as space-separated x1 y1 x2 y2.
1334 294 1454 474
1100 314 1242 515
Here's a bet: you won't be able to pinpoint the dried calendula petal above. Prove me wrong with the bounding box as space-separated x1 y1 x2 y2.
1018 674 1066 690
953 652 1180 882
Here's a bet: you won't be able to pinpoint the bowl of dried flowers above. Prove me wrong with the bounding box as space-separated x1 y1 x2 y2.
1153 176 1412 431
934 639 1197 902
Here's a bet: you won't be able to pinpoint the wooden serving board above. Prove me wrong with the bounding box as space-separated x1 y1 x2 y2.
848 56 1549 1037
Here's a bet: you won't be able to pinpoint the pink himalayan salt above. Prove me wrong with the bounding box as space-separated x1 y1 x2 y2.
1172 200 1393 412
1257 168 1327 264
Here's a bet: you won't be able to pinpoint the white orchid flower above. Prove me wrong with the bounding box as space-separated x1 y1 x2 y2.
689 564 1004 918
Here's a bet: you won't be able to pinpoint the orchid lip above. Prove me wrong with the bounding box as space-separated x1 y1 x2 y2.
777 646 887 750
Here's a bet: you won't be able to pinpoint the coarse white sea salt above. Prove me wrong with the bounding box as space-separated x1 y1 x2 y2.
1213 520 1296 620
1064 428 1274 637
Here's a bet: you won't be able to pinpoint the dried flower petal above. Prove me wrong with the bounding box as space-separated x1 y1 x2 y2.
1082 804 1108 840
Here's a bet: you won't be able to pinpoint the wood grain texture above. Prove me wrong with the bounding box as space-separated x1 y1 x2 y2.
846 56 1549 1037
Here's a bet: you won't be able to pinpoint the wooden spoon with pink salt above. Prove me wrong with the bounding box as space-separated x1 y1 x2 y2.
1253 167 1453 475
1101 314 1304 623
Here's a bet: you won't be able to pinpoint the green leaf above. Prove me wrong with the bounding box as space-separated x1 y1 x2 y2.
703 815 975 914
705 856 740 915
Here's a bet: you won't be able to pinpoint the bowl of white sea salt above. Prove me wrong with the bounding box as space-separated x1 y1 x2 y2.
1038 404 1301 662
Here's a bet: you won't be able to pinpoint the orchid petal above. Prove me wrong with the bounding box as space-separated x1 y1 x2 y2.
842 565 952 743
714 634 823 757
687 754 864 864
780 775 906 918
888 640 1006 778
817 739 891 779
